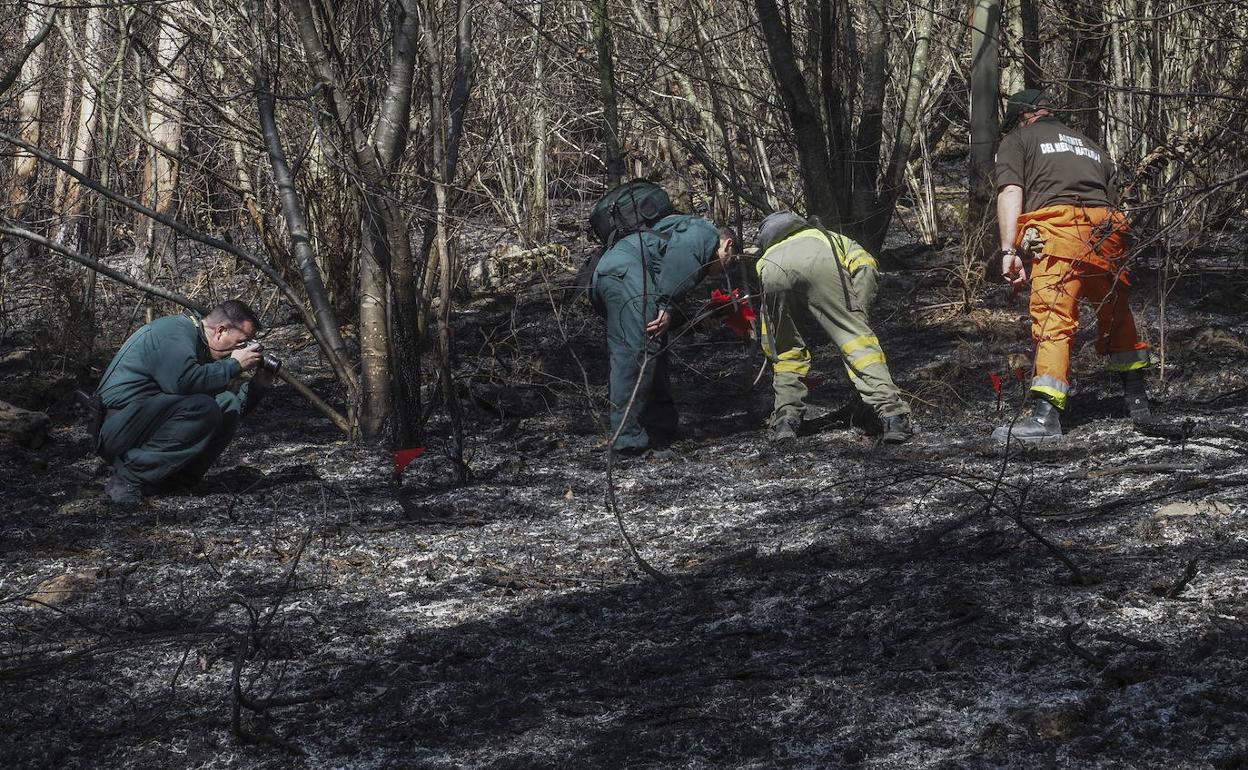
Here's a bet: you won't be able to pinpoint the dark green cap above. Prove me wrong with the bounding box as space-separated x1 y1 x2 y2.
1003 88 1048 131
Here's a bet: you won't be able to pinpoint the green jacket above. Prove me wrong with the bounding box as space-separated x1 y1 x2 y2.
599 214 720 311
96 312 250 410
650 215 721 310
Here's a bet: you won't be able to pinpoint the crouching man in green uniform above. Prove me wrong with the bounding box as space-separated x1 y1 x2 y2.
590 216 737 454
754 212 912 443
95 300 274 505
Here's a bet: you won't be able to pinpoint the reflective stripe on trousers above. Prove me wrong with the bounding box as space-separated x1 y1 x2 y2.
1029 253 1149 407
1030 374 1070 410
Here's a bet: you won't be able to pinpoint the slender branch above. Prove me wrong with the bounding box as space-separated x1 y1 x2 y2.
0 220 198 309
0 7 57 97
0 220 350 434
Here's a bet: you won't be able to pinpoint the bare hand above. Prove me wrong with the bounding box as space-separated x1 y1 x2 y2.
1002 252 1026 286
231 345 263 371
645 309 672 336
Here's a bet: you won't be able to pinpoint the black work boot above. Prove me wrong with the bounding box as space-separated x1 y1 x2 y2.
881 413 914 444
770 416 800 443
104 475 143 506
991 399 1062 445
1120 370 1152 422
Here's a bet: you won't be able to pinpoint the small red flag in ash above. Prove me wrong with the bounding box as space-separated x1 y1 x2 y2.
989 373 1004 413
706 288 757 337
393 448 426 477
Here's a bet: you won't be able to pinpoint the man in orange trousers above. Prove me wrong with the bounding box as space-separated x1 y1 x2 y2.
993 90 1151 444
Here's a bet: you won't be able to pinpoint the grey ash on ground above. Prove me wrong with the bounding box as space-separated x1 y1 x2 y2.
1 251 1247 768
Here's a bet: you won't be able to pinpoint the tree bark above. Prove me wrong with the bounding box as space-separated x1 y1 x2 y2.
287 0 419 439
863 0 935 253
137 1 189 269
817 0 854 223
56 4 105 252
527 0 548 244
968 0 1001 271
51 14 78 219
591 0 625 187
374 0 423 446
254 64 356 397
5 4 55 229
755 0 839 224
1068 0 1106 142
851 0 888 237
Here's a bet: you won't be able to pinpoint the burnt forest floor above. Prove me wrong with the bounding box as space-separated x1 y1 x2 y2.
2 237 1248 769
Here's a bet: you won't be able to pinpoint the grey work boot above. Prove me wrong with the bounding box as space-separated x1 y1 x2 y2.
1120 370 1152 422
881 413 914 444
991 399 1062 445
770 416 801 443
104 475 143 506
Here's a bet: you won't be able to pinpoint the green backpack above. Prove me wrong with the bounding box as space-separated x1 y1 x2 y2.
588 180 674 245
573 181 675 307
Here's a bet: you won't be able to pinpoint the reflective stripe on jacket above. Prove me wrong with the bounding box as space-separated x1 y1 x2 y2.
756 227 878 278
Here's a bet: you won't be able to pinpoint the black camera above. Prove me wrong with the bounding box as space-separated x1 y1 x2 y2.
246 341 282 374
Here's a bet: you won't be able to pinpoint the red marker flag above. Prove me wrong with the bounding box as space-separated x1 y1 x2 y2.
1013 367 1026 383
393 447 426 476
989 373 1002 394
707 288 757 337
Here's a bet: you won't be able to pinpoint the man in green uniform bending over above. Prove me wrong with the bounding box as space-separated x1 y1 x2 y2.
590 215 737 454
754 212 912 443
95 300 274 505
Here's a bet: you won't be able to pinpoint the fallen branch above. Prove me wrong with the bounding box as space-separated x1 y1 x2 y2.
1005 507 1089 585
1092 631 1164 652
0 221 350 434
0 220 197 309
0 129 358 400
1061 622 1107 668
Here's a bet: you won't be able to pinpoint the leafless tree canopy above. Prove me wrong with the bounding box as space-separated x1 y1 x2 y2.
1 1 1247 766
1 0 1242 436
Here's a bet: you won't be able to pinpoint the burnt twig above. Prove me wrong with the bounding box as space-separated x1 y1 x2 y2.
1005 506 1089 586
1165 556 1200 599
1061 622 1107 668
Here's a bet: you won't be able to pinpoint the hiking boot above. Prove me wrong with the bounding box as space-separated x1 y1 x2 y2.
881 413 914 444
991 399 1062 445
770 416 800 443
104 475 143 506
1120 370 1152 422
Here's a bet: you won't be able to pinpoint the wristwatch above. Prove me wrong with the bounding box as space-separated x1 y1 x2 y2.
1000 248 1018 256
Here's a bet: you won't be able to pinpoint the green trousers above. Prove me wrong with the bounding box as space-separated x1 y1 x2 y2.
97 391 243 486
758 240 908 425
592 246 678 451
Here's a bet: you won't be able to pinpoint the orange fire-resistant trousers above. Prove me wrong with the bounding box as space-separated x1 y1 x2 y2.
1019 205 1150 409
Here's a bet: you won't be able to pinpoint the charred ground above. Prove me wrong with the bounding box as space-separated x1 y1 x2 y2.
1 240 1247 768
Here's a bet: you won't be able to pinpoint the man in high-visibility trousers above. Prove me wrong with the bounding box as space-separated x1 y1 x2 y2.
754 212 912 444
993 89 1151 444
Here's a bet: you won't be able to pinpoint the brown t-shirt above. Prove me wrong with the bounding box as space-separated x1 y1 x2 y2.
995 116 1117 212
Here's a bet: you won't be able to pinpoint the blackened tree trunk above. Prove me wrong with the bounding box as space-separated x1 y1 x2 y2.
591 0 625 187
1068 0 1106 142
862 0 936 253
968 0 1002 271
755 0 840 225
